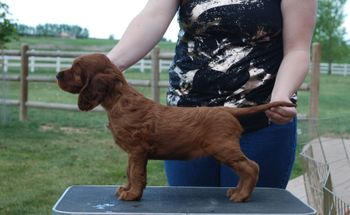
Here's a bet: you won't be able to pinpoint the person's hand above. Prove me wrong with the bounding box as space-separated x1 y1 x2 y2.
265 99 297 125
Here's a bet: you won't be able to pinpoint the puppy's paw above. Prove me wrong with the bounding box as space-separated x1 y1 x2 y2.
228 190 251 203
118 190 141 201
226 188 239 197
115 185 129 196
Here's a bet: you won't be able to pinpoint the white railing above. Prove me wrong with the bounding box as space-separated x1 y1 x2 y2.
320 63 350 76
1 52 173 73
2 50 349 75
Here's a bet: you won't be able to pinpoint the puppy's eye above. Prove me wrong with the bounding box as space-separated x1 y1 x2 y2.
74 71 81 77
73 73 81 84
72 67 81 77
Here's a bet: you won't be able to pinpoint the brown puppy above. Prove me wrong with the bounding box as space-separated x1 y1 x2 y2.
57 53 295 202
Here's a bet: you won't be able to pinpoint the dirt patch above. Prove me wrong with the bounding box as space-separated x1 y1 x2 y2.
322 133 350 139
39 124 90 134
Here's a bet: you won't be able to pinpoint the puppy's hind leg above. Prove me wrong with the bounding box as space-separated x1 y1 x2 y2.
208 139 259 202
227 155 259 202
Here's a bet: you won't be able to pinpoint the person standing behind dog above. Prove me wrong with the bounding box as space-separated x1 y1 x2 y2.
107 0 316 189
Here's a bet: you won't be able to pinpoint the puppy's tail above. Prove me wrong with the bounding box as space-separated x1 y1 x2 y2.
223 101 296 116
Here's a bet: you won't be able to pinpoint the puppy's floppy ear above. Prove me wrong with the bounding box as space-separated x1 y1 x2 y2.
78 68 118 111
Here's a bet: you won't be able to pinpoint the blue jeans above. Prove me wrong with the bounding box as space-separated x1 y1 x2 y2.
164 118 297 188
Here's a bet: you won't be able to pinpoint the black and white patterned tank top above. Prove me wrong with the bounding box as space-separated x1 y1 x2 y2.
167 0 284 108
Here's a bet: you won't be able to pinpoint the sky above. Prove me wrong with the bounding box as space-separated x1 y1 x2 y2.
3 0 350 42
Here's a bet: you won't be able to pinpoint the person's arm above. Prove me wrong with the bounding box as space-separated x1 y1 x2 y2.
107 0 179 71
265 0 317 124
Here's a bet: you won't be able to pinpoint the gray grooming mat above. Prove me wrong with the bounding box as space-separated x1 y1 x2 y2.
52 186 316 215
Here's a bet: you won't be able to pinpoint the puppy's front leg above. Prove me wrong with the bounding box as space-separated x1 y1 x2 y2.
118 152 147 201
116 161 131 196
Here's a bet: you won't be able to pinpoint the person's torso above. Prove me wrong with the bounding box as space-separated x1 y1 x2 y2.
167 0 284 108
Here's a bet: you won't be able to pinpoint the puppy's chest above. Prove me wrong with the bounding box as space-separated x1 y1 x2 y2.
107 118 156 145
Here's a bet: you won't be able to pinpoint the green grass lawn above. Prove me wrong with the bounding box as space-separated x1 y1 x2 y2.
0 108 166 214
1 64 350 213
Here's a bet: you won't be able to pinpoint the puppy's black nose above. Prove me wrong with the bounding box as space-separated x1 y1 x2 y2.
56 72 62 80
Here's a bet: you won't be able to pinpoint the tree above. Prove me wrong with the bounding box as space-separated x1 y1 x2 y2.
14 23 36 36
0 1 17 48
109 34 115 40
20 23 90 38
313 0 348 74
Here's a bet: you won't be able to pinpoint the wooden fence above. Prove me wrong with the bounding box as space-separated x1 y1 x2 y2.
0 43 321 132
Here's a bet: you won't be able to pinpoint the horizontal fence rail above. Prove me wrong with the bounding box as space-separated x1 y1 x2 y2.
0 74 169 87
1 43 320 127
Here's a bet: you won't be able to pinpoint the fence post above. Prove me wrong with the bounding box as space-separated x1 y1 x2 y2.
30 55 35 73
308 42 321 139
2 55 8 73
20 44 29 121
344 64 347 76
56 50 61 73
151 46 160 103
140 59 145 73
